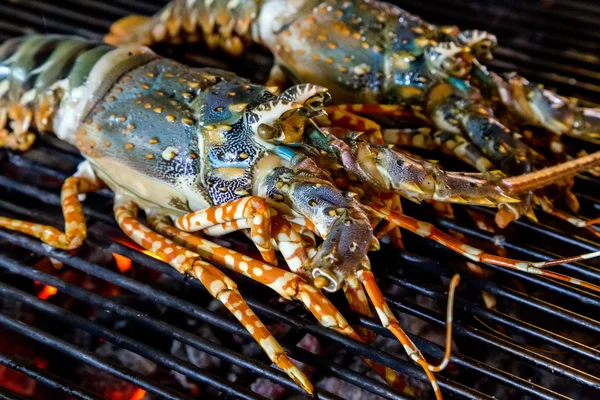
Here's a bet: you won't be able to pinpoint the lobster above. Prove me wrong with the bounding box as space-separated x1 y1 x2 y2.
106 0 600 233
1 35 600 399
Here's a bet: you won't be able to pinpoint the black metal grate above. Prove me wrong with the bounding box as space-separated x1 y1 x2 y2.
0 1 599 400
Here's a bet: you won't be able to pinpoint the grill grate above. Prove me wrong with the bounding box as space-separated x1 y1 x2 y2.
0 1 600 400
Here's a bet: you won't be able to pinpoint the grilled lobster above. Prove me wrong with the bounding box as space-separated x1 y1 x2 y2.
1 35 600 399
106 0 600 231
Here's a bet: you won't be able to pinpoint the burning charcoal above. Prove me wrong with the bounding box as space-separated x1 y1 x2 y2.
250 378 288 399
317 376 387 400
250 333 322 399
78 343 157 400
170 332 221 370
96 342 157 376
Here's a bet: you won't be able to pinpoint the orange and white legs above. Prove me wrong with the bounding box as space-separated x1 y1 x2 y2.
0 175 104 249
0 105 36 151
174 196 277 264
371 203 600 293
147 213 413 393
358 270 460 400
114 199 313 393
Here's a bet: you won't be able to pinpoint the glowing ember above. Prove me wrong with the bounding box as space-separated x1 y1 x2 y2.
37 285 57 300
113 253 132 273
130 388 146 400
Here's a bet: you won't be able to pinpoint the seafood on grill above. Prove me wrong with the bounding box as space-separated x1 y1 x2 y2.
2 35 600 399
106 0 600 231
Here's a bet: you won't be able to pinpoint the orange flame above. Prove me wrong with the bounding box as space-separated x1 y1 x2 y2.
112 253 132 273
38 285 57 300
130 388 146 400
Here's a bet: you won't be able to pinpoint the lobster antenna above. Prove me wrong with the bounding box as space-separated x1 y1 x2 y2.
502 150 600 194
358 270 461 400
429 274 461 373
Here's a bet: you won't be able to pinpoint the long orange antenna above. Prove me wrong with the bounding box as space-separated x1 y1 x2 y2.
358 270 461 400
503 151 600 194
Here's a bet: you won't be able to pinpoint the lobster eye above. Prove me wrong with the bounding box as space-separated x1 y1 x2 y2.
257 123 276 140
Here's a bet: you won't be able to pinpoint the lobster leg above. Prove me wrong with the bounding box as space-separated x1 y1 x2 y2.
343 280 417 396
325 107 385 144
371 203 600 292
148 214 357 335
149 214 414 393
0 176 103 249
0 106 36 151
358 270 460 400
328 104 416 117
383 127 437 149
374 193 405 249
535 196 600 238
174 197 277 265
114 200 313 393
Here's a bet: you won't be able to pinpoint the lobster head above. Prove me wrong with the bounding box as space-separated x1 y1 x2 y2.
247 84 331 145
309 208 378 292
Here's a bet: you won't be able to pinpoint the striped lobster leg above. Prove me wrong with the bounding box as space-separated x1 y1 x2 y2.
0 105 36 151
147 213 414 393
174 196 277 265
358 270 460 400
114 199 313 393
374 192 405 249
324 106 385 145
370 203 600 293
0 175 103 249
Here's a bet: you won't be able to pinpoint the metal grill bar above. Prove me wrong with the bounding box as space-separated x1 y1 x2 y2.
0 387 27 400
0 314 192 400
0 351 103 400
0 226 468 399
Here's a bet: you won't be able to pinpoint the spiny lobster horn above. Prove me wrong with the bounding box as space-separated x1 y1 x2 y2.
248 84 330 144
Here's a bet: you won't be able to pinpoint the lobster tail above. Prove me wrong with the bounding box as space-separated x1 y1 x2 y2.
105 0 262 56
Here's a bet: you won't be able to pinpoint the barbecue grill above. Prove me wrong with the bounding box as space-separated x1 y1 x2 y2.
0 1 600 399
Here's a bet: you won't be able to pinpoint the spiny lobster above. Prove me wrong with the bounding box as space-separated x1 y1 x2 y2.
106 0 600 235
1 35 600 399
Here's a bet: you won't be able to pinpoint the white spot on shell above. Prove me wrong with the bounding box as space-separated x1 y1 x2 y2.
300 292 311 307
239 261 249 272
151 241 162 252
210 280 226 296
259 336 281 360
416 222 432 237
252 267 263 276
161 146 178 160
320 315 336 327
